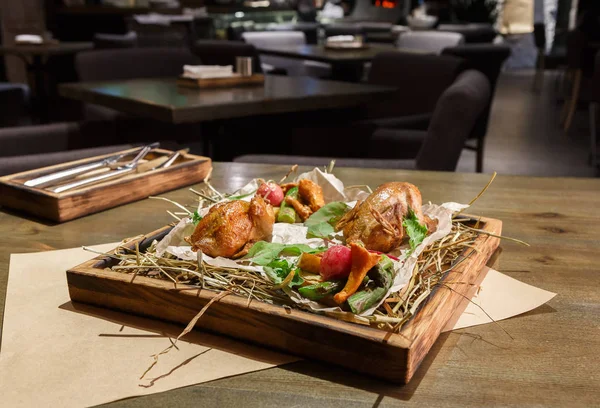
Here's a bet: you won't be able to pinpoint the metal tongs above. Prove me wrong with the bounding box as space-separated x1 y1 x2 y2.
23 142 160 188
49 144 167 194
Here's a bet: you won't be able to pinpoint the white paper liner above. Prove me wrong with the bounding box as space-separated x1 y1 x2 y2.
154 169 469 317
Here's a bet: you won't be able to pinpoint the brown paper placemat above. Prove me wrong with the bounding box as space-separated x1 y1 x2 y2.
0 246 555 407
0 245 297 408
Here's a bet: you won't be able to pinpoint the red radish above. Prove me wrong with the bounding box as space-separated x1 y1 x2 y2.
320 245 352 280
257 182 284 206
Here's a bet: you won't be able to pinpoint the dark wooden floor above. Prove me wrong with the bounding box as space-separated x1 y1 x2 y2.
456 70 598 178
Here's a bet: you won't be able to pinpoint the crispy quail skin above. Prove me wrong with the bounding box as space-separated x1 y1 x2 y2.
186 196 275 258
336 182 437 253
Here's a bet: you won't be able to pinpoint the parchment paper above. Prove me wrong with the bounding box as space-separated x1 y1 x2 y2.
0 248 555 408
0 245 297 408
444 267 557 332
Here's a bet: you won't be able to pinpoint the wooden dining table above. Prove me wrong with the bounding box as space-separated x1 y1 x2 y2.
256 44 422 82
1 163 599 407
59 75 394 124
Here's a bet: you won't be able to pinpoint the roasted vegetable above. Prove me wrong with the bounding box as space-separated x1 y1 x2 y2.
320 245 352 280
347 255 394 314
277 187 298 223
298 280 344 301
257 182 284 206
297 252 322 274
333 243 381 304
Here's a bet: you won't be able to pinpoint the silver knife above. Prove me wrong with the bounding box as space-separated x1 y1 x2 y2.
24 142 160 188
49 145 156 194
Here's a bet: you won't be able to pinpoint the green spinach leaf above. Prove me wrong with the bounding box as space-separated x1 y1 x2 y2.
304 202 350 239
402 210 428 252
245 241 325 266
263 258 304 288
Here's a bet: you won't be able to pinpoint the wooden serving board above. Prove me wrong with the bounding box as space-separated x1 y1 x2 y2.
0 148 211 223
66 216 501 384
177 74 265 89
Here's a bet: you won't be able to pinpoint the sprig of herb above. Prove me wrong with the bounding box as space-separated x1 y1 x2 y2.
191 211 202 225
402 210 428 252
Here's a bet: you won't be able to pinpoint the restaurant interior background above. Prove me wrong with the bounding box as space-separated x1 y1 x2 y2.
0 0 598 177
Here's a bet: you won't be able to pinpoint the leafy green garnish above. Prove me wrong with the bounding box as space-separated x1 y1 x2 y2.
245 241 325 266
304 202 350 239
402 209 428 252
191 211 202 225
263 258 304 288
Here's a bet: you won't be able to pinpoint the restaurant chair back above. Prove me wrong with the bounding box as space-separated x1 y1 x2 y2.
441 44 511 172
76 47 201 81
437 23 497 44
92 32 138 49
128 20 191 47
241 31 331 77
0 83 30 127
415 69 491 171
561 29 589 132
0 122 133 176
533 22 546 91
589 51 600 167
234 70 490 172
396 31 464 54
192 40 263 74
367 51 465 118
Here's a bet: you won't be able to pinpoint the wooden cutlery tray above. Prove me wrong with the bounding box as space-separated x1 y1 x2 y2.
0 148 211 223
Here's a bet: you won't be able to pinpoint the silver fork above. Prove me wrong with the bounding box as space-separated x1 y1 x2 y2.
49 145 155 194
24 142 159 188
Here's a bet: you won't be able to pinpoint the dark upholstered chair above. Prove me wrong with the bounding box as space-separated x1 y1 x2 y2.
441 44 510 172
0 123 133 176
561 29 589 132
76 47 200 82
75 47 201 132
437 23 497 44
0 83 30 127
365 51 465 126
396 31 464 54
192 40 263 74
533 22 546 91
235 70 491 171
589 51 600 167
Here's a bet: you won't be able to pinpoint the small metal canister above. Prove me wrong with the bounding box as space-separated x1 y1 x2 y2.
235 56 253 76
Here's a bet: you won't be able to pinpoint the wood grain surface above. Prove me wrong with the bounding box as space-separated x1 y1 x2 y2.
0 148 211 222
1 163 599 407
58 76 395 124
65 217 499 384
176 74 265 89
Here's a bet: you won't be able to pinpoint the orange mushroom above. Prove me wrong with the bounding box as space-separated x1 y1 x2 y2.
333 243 381 304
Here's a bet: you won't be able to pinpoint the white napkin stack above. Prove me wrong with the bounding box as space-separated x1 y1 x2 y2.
326 35 356 43
182 65 234 79
15 34 43 44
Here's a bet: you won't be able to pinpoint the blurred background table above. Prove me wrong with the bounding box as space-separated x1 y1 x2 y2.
1 163 599 407
59 76 394 124
0 42 93 122
256 44 402 82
